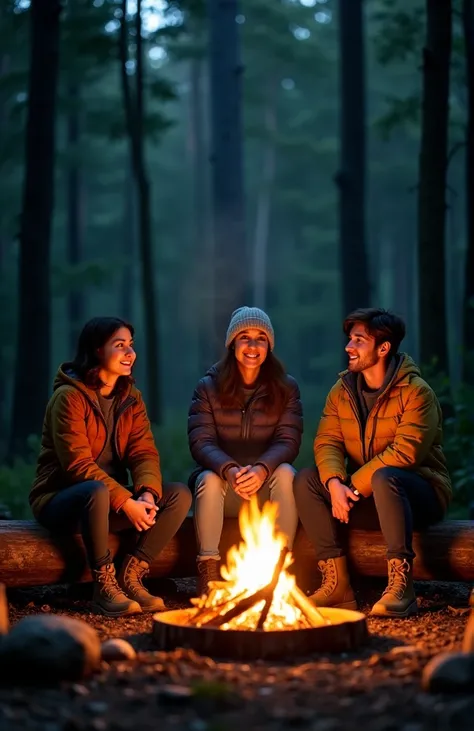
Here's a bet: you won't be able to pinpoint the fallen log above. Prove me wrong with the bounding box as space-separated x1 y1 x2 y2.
0 518 473 588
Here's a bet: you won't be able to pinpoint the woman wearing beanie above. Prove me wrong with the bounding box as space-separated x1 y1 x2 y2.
188 306 303 595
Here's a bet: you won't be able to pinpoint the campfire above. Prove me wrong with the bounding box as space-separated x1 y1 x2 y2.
153 499 368 660
187 499 328 631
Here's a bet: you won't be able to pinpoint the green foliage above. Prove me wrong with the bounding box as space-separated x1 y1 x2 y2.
0 435 40 519
372 2 425 65
375 94 420 140
190 679 234 700
444 398 474 508
153 416 194 486
52 259 120 296
423 369 474 509
0 460 36 519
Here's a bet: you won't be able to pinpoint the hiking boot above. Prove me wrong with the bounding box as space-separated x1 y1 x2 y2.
91 563 142 617
196 558 220 597
117 554 166 612
308 556 357 610
370 558 418 617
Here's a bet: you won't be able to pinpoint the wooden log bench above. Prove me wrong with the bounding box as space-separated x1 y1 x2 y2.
0 518 473 588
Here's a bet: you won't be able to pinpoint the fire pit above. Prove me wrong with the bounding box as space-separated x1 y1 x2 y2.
153 500 368 660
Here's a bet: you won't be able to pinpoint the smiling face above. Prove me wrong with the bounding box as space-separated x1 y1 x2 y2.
98 326 136 381
345 323 388 373
233 328 269 374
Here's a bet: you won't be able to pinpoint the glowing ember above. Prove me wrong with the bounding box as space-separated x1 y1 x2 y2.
190 498 326 631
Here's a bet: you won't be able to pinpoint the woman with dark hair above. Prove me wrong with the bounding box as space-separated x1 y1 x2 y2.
188 307 303 595
30 317 192 617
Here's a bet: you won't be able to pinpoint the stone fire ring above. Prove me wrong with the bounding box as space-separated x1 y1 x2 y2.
153 607 369 661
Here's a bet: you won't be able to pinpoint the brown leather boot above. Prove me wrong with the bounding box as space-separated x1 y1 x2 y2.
196 558 220 597
308 556 357 610
370 558 418 617
91 563 142 617
117 555 166 612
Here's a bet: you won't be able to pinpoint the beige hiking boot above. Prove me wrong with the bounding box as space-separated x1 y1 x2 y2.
308 556 357 610
196 558 220 597
91 563 142 617
117 554 166 612
370 558 418 617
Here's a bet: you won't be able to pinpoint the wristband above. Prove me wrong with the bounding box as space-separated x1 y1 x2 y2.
348 485 362 499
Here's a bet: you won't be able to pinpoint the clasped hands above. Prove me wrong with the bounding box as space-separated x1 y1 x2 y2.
226 464 267 500
122 490 158 531
327 478 359 524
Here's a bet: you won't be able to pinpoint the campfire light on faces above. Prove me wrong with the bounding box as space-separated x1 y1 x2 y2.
153 500 369 659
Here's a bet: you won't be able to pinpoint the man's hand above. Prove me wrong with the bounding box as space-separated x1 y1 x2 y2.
122 497 157 531
327 478 359 523
235 465 267 497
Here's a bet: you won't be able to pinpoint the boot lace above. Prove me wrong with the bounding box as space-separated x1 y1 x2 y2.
125 560 148 591
95 566 124 600
318 559 337 598
382 559 410 600
198 560 219 584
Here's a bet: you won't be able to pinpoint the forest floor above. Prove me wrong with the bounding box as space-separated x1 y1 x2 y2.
1 578 473 731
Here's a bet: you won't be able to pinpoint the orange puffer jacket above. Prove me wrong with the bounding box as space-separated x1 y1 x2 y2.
29 365 162 518
314 354 452 513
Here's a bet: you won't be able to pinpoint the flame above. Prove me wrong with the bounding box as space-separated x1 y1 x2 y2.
199 498 306 631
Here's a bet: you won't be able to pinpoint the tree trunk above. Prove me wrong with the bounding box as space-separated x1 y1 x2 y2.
67 81 85 352
0 37 9 436
189 49 214 373
336 0 370 318
208 0 246 357
9 0 61 455
463 0 474 383
121 155 135 323
417 0 452 372
252 82 277 310
119 0 160 423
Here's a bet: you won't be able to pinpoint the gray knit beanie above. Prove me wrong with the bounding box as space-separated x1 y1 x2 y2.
225 306 275 351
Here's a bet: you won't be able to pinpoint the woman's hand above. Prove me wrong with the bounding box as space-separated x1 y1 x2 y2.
137 490 157 508
122 497 157 531
327 478 358 523
226 466 250 500
235 465 267 497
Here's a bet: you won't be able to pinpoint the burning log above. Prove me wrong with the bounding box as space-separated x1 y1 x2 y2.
189 590 248 626
201 549 288 629
200 590 265 629
289 585 329 627
256 547 289 629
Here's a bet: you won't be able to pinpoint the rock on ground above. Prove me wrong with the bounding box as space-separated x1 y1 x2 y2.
422 651 474 693
0 614 101 684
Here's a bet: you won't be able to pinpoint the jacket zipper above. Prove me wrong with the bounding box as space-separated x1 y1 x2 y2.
240 388 267 440
341 381 366 463
345 377 406 462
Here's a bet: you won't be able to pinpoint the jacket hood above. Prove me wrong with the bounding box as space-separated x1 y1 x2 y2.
205 363 220 379
393 353 422 380
53 363 134 403
340 353 421 392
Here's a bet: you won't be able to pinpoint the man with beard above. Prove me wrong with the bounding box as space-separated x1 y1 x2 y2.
294 308 451 617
